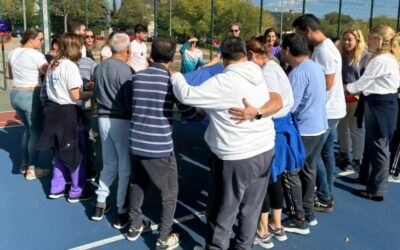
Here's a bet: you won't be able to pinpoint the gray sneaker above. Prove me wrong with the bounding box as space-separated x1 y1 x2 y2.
389 174 400 183
305 212 318 226
156 233 180 250
254 232 274 249
268 224 288 241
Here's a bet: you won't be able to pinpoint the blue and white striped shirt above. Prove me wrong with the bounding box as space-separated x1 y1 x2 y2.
129 63 197 158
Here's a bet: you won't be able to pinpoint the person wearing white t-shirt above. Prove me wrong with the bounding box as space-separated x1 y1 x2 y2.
129 24 148 72
228 38 305 247
37 33 93 203
344 25 400 201
6 27 49 180
293 14 346 212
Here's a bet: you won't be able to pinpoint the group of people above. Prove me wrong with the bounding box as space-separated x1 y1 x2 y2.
5 13 400 250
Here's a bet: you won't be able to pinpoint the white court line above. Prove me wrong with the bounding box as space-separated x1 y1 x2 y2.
179 153 209 171
0 124 23 129
69 207 205 250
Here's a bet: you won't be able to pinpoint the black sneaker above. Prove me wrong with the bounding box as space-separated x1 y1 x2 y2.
156 233 180 250
48 190 68 199
314 198 334 213
346 160 361 173
305 212 318 226
126 220 151 241
86 170 98 182
91 203 111 221
282 217 310 235
67 190 95 203
113 213 130 229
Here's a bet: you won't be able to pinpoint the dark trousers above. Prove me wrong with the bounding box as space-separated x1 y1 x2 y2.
128 155 179 241
390 99 400 176
206 149 274 250
261 174 283 213
283 133 325 219
359 103 391 195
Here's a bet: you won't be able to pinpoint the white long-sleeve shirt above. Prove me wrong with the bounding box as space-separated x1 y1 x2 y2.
171 61 275 161
347 54 400 96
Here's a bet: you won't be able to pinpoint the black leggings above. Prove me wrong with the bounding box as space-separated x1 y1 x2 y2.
261 174 283 213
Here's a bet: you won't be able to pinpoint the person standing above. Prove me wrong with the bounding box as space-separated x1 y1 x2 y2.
336 28 370 172
6 27 49 180
180 36 204 73
91 33 134 229
345 25 400 201
171 37 277 250
293 14 346 212
84 29 96 61
129 24 149 72
279 33 328 234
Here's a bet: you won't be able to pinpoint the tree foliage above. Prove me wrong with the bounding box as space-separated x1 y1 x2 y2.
2 0 37 29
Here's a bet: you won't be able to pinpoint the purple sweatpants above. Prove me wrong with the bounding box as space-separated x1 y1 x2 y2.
50 124 87 198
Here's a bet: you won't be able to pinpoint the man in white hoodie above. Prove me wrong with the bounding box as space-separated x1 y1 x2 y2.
170 37 276 250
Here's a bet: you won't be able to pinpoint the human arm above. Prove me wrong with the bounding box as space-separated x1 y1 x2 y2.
325 73 335 91
5 63 12 79
180 41 190 54
346 57 385 94
204 53 221 67
228 92 282 124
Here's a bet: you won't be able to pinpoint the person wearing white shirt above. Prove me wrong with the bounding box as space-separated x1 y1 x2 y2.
6 27 49 180
344 25 400 201
171 37 277 250
293 14 346 212
129 24 148 72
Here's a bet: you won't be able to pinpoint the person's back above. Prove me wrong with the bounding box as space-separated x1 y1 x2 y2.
289 59 327 135
94 58 132 119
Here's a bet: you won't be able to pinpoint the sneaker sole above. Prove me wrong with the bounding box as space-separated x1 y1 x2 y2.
313 206 333 213
91 215 104 221
67 196 94 203
113 221 130 230
49 193 66 199
254 238 274 249
126 232 142 242
388 177 400 183
156 242 180 250
283 227 310 235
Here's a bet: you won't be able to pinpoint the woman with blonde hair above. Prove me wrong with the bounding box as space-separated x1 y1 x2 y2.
37 33 93 202
336 28 370 172
345 25 400 201
6 27 49 180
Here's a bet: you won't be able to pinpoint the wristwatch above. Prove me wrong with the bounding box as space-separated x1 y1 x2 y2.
255 109 262 120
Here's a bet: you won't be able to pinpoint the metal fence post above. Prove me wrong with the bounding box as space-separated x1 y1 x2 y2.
23 0 27 30
302 0 306 14
85 0 88 28
369 0 375 30
210 0 215 61
259 0 264 34
154 0 158 38
397 0 400 32
0 2 6 90
337 0 342 38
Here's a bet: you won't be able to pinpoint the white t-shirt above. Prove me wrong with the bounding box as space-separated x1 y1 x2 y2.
46 59 83 105
100 46 112 59
8 47 47 87
312 39 346 119
262 60 294 118
129 39 148 72
347 54 400 96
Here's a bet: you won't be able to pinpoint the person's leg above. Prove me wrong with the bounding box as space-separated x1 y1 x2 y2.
349 102 365 163
95 117 118 205
282 169 304 219
337 104 351 160
232 149 274 250
324 119 339 199
50 157 68 194
269 175 284 229
141 156 179 241
316 130 331 202
111 119 131 214
128 156 151 228
69 162 85 198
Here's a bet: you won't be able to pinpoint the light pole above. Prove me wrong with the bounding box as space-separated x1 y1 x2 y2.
280 0 284 37
259 0 264 34
169 0 172 36
22 0 27 30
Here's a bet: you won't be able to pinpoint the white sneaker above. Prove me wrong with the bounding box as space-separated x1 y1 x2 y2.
156 233 180 250
389 174 400 183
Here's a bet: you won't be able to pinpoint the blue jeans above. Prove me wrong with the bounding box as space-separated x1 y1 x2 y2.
10 88 42 170
316 119 339 201
96 117 131 213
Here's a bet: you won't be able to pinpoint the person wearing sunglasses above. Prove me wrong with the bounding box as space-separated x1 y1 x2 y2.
84 29 96 61
205 23 241 67
180 36 204 73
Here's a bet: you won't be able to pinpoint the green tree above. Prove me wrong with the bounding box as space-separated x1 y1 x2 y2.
115 0 152 29
3 0 36 30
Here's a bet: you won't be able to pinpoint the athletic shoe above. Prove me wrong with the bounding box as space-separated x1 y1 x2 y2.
91 203 111 221
305 212 318 226
48 190 67 199
156 233 180 250
254 232 274 249
113 213 130 229
67 190 95 203
25 168 50 180
352 189 384 202
268 224 288 241
389 174 400 183
282 217 310 235
126 220 151 241
336 153 350 169
314 198 334 213
345 160 361 172
20 163 28 174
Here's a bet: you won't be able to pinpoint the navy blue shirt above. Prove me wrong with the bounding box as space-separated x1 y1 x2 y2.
129 63 197 158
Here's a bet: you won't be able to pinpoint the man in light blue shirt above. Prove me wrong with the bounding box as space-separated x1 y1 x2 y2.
279 33 328 235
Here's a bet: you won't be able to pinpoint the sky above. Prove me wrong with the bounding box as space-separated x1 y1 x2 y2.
109 0 399 20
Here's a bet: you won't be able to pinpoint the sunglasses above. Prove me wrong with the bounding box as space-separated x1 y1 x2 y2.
230 29 239 33
85 35 94 39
